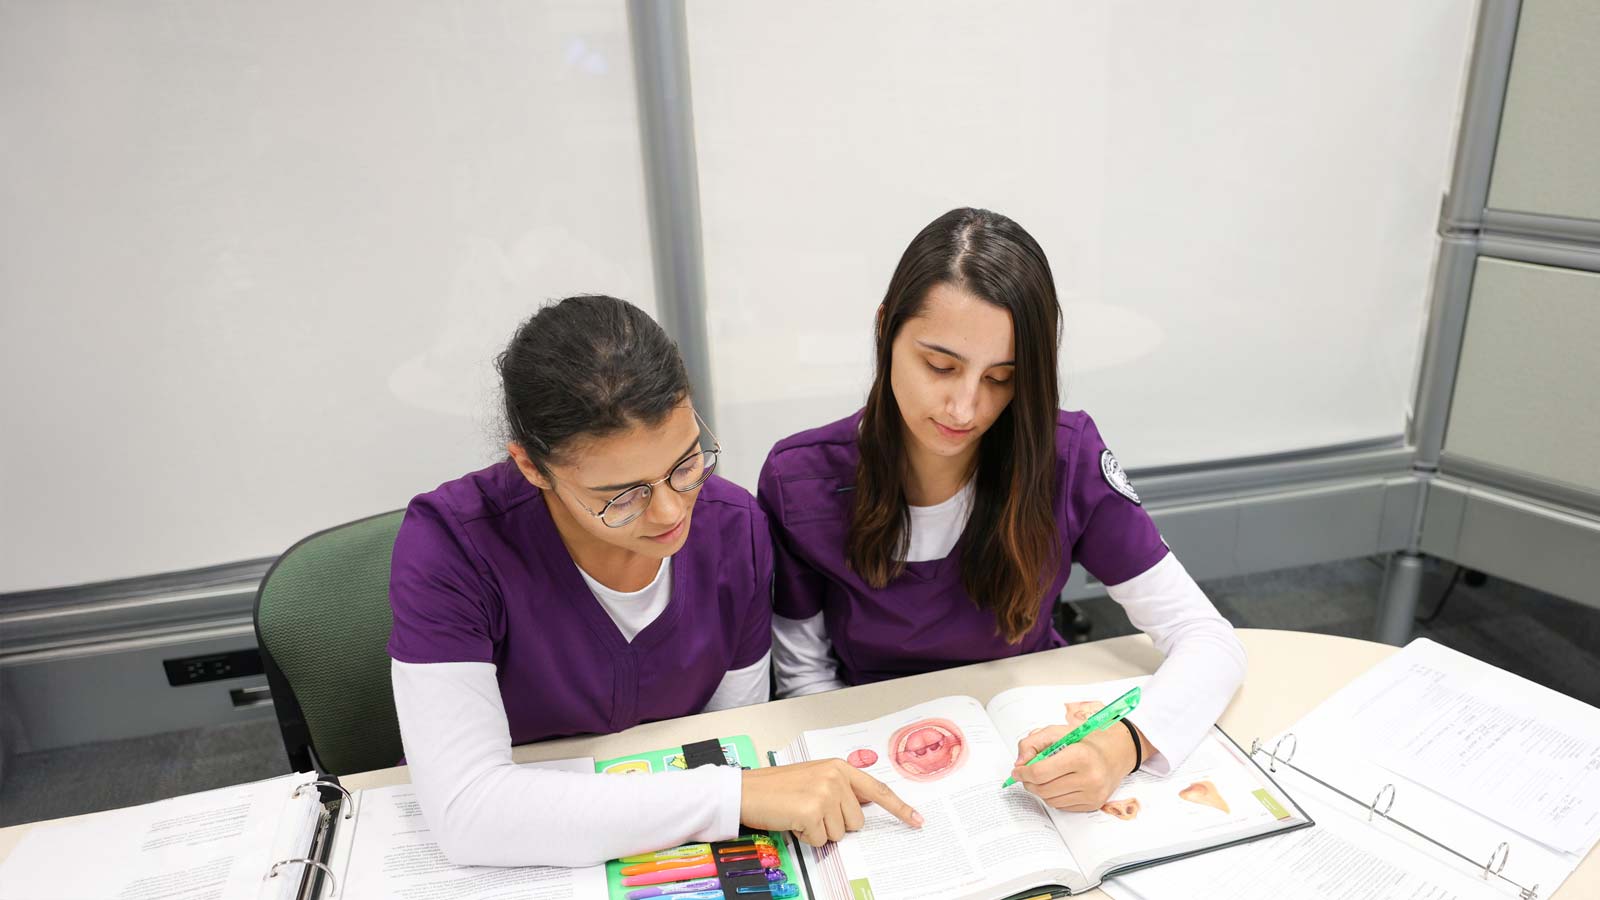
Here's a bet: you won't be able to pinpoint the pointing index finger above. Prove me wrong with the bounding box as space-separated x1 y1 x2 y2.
847 768 925 829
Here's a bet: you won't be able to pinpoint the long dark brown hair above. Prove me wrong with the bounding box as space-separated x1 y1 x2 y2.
847 208 1063 642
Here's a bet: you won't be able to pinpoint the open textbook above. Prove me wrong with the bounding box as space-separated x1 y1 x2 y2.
773 677 1311 899
1102 638 1600 900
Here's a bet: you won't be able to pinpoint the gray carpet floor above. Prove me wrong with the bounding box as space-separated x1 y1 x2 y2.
3 557 1597 827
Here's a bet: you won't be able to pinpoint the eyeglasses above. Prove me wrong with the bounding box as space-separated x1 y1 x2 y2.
561 412 721 528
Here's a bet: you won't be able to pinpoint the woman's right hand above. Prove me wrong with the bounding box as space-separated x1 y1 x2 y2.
740 759 924 847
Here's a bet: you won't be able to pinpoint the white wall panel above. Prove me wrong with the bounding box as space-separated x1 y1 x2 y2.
687 0 1475 488
0 1 656 591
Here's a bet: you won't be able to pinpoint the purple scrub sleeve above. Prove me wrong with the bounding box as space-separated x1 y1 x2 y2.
758 410 1168 685
389 460 772 745
1066 414 1170 586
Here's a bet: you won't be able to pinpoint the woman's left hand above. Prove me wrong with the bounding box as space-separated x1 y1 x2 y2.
1009 724 1136 812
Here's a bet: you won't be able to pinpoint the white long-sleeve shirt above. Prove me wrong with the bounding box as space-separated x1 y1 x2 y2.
391 558 769 867
772 480 1244 775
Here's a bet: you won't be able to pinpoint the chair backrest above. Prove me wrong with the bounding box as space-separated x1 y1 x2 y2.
254 510 405 775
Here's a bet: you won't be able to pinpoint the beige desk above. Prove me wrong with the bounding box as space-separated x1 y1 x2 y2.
2 629 1595 897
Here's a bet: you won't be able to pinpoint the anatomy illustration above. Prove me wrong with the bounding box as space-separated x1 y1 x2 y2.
888 718 967 782
847 748 879 768
1179 780 1230 814
1099 797 1142 821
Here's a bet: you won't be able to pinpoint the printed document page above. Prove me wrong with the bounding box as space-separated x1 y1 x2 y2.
1268 639 1585 896
0 772 321 900
1348 639 1600 854
335 757 606 900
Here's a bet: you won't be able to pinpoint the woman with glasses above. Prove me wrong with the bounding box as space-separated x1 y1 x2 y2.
758 209 1246 815
389 295 920 867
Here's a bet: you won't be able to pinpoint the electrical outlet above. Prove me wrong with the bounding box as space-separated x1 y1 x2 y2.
162 649 264 686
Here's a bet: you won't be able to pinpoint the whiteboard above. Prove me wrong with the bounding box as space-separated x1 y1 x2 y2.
0 1 657 592
687 0 1476 489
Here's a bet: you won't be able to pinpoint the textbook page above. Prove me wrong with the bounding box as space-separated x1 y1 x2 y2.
1333 638 1600 855
1102 783 1507 900
985 679 1307 880
336 757 605 900
0 772 321 900
783 694 1082 900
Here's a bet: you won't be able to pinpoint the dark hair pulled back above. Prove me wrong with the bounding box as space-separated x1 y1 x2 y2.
497 294 689 472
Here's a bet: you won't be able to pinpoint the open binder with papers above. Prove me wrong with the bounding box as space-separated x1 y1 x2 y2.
0 763 610 900
0 770 359 900
1247 734 1539 899
0 738 796 900
1106 638 1600 900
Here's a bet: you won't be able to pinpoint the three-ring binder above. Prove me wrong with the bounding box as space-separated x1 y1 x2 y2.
294 780 354 820
264 775 350 899
1250 734 1541 900
264 857 338 898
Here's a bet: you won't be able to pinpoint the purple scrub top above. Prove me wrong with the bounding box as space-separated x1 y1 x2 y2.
757 410 1167 686
388 460 773 745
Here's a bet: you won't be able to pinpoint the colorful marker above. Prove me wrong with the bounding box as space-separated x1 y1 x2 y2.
621 844 714 863
716 852 780 866
626 878 722 900
623 836 773 865
621 858 720 876
621 857 718 876
736 886 799 898
622 864 719 887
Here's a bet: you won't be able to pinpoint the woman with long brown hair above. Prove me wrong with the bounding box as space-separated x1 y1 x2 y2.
757 208 1245 813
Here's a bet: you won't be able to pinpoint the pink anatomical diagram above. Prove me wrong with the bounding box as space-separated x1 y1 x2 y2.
1179 780 1230 814
847 748 878 768
888 718 967 782
1099 797 1141 821
1064 701 1106 729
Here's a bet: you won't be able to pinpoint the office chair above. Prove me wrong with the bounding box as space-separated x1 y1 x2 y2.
254 510 405 775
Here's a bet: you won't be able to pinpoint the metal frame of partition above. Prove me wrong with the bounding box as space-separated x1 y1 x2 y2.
628 0 717 430
5 0 1597 757
1371 0 1526 643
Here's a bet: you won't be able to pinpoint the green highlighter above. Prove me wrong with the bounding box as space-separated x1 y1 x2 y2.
1001 686 1141 790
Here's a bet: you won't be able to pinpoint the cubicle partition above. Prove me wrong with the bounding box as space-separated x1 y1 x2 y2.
1379 0 1600 635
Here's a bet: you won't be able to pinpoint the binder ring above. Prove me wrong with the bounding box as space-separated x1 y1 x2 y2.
1267 734 1297 773
1367 784 1396 822
266 857 338 897
294 780 354 820
1484 842 1509 880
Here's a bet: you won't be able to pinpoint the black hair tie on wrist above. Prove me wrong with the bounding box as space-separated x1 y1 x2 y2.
1122 719 1142 775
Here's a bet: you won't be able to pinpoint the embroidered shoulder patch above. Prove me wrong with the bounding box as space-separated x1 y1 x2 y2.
1100 449 1141 505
